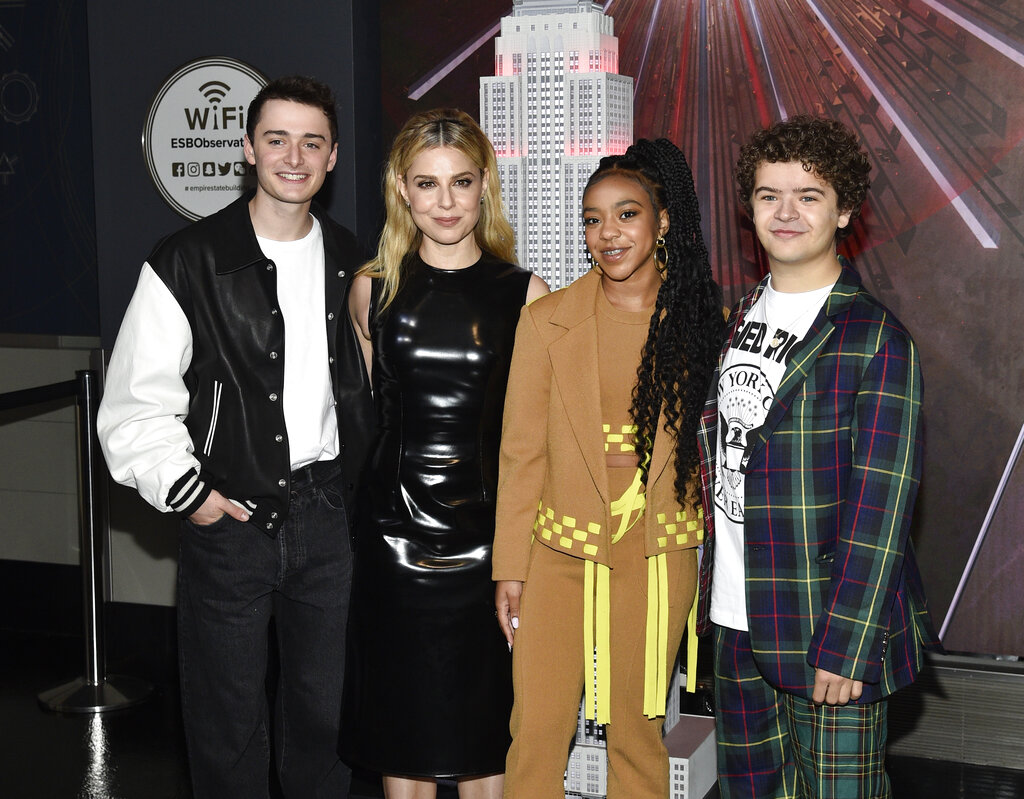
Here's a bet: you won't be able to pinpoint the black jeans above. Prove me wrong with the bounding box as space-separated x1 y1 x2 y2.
177 461 352 799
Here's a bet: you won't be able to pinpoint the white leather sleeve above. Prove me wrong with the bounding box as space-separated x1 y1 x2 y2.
97 263 201 513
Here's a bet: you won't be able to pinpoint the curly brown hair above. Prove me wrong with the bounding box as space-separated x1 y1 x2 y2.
735 115 871 239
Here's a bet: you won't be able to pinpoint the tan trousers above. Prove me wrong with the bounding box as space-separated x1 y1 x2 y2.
503 529 697 799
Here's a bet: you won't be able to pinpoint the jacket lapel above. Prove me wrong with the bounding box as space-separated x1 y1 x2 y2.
741 265 861 470
211 191 268 274
318 205 347 313
549 272 610 503
647 410 672 487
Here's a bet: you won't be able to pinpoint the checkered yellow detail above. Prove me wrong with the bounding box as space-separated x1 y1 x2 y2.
603 423 636 453
534 502 602 551
654 505 704 548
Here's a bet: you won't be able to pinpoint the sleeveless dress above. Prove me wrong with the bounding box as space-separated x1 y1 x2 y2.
340 252 531 778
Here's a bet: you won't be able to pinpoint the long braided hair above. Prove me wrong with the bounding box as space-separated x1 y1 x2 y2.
585 139 724 506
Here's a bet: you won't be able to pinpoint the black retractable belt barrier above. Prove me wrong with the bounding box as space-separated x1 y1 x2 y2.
0 369 155 713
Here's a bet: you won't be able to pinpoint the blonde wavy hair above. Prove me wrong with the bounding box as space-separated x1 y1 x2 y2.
362 108 517 310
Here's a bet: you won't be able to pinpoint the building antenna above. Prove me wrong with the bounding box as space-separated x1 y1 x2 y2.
940 417 1024 639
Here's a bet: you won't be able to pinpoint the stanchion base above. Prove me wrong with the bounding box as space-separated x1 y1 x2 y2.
38 675 153 713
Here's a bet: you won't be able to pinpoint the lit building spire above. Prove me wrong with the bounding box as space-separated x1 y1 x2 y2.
481 0 633 288
512 0 603 15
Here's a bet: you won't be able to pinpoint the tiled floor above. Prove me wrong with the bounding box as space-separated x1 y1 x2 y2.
2 630 1022 799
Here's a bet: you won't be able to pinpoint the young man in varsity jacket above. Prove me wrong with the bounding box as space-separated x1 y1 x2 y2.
98 76 372 799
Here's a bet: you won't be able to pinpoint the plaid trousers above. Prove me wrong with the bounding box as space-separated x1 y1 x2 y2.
713 626 892 799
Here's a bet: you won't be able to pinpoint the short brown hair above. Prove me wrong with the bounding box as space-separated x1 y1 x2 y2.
246 75 338 145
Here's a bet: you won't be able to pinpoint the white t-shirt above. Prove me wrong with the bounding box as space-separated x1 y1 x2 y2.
710 277 832 631
256 217 340 471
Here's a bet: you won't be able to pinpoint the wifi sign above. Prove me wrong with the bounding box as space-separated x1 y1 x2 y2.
184 79 245 131
200 80 230 104
143 56 267 221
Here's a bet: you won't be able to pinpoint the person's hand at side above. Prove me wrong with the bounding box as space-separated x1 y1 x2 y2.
189 489 250 526
812 668 863 706
496 580 523 648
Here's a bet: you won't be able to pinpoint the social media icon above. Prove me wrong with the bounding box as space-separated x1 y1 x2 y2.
202 162 215 176
218 162 232 176
187 162 200 177
172 162 185 177
233 162 247 176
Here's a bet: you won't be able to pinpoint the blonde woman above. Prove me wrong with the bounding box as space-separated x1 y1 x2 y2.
340 109 547 799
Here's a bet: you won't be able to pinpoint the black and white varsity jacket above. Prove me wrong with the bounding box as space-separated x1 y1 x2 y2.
98 192 373 535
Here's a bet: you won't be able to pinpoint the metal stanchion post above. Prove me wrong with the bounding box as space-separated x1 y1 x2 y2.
38 370 153 712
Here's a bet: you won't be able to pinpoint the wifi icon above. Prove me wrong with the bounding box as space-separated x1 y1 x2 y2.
199 80 230 104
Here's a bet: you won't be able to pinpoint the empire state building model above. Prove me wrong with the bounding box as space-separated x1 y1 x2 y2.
480 0 633 289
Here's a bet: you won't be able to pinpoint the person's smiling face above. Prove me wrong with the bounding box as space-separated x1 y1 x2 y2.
582 173 668 287
243 99 337 209
750 160 852 285
400 146 486 254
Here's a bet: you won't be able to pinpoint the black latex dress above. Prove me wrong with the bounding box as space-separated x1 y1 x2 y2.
340 252 531 778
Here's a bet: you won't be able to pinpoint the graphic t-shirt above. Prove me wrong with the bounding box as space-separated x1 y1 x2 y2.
710 277 832 631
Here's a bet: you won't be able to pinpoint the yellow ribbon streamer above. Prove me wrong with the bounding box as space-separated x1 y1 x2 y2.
582 465 698 723
658 552 669 701
609 468 646 542
643 552 673 718
583 559 612 724
584 560 596 721
643 556 659 716
686 577 699 695
596 562 610 723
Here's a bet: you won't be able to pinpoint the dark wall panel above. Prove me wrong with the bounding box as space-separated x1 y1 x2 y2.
89 0 381 347
0 0 98 336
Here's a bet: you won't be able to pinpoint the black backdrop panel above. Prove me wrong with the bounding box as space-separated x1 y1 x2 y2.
89 0 381 348
0 0 98 337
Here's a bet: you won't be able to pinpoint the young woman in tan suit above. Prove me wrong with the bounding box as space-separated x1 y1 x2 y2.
493 139 725 798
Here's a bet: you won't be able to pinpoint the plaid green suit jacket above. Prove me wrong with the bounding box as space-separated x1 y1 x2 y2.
696 263 940 703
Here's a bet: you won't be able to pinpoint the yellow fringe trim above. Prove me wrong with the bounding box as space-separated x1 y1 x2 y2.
642 553 669 717
686 577 699 696
584 554 696 721
583 467 701 723
583 560 612 724
584 560 596 720
597 563 610 721
609 468 645 542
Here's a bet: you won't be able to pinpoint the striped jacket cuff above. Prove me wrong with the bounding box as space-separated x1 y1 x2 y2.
166 469 211 518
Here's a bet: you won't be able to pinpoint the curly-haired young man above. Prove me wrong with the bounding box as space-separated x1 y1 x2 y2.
696 115 940 798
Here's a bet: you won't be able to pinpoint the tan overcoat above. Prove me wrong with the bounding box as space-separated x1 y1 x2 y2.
493 270 704 582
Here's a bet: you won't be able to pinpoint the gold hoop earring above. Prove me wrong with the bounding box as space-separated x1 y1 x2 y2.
655 236 668 274
587 251 603 275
